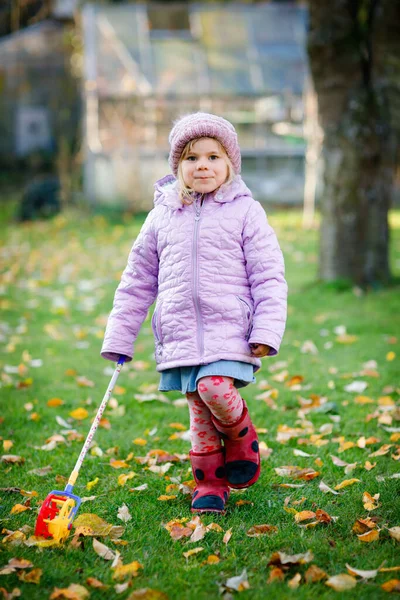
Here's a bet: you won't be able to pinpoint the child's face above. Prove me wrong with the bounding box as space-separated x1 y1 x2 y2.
180 138 229 194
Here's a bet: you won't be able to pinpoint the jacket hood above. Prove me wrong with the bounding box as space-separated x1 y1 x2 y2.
153 174 253 210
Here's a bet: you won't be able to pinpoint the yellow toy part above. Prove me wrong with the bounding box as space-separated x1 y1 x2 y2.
44 497 76 543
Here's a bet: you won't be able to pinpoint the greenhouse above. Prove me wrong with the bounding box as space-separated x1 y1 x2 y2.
82 2 309 210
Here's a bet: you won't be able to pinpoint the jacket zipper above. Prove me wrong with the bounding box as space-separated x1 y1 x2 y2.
192 196 204 359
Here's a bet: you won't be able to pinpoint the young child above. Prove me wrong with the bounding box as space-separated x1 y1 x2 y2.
101 113 287 513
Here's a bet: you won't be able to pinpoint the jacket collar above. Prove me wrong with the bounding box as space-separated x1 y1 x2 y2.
153 174 251 210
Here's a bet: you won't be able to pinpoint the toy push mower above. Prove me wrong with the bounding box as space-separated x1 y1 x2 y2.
35 357 125 543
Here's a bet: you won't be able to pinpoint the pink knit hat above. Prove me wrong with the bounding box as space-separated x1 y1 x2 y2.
168 112 241 176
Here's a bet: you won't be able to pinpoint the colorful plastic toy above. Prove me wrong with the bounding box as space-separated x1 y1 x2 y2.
34 357 125 543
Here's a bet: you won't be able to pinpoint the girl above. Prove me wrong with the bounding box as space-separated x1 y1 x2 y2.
101 113 287 513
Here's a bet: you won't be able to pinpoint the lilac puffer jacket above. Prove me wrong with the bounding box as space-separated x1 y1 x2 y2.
101 174 287 371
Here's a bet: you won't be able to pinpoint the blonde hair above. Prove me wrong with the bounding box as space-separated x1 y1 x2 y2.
177 137 235 205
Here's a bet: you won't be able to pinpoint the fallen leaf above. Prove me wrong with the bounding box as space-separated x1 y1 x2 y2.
17 568 42 584
133 438 147 446
112 561 143 580
325 574 357 591
86 478 99 491
319 481 339 495
47 398 64 407
69 408 88 420
388 527 400 542
369 444 393 457
304 565 327 583
288 573 301 589
183 547 204 559
126 589 169 600
86 578 108 590
381 579 400 592
223 528 232 545
346 563 379 579
357 530 379 543
10 504 30 515
295 511 316 523
334 478 361 490
118 472 136 486
3 441 13 452
267 567 285 583
50 584 90 599
364 461 377 471
246 524 278 536
117 504 132 523
1 455 25 465
92 538 116 560
157 495 177 502
110 459 130 469
363 491 380 511
268 550 314 566
224 569 250 592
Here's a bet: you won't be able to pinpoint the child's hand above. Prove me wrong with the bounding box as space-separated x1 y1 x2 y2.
249 343 270 357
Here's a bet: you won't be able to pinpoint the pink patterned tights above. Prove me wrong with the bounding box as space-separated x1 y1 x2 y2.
187 376 244 453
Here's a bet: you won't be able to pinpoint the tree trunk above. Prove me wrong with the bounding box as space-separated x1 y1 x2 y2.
307 0 400 286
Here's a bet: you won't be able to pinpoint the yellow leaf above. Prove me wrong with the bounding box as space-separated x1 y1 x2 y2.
10 503 30 514
364 461 376 471
112 561 143 580
357 529 379 542
354 396 374 404
363 491 380 511
288 573 301 589
336 334 358 344
65 369 77 376
388 527 400 542
114 385 126 395
118 472 136 486
110 459 130 469
386 351 396 361
168 423 187 431
86 477 99 491
86 577 108 590
382 580 400 593
17 567 42 584
334 478 361 490
294 511 316 523
50 583 90 599
390 433 400 442
69 408 89 420
30 412 40 421
133 438 147 446
73 514 114 536
378 396 395 406
183 547 204 559
3 440 13 451
205 555 220 564
47 398 64 407
157 495 177 501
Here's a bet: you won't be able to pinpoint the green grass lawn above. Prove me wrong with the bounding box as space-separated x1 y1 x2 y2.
0 204 399 599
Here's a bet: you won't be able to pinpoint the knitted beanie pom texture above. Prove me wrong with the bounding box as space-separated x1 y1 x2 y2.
168 112 241 176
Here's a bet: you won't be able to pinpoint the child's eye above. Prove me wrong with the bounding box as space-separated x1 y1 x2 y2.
186 156 196 161
209 155 219 160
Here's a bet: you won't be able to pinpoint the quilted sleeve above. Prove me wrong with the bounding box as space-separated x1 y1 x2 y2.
101 209 159 362
242 201 287 356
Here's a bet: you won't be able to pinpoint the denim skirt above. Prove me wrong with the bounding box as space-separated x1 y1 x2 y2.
158 359 257 394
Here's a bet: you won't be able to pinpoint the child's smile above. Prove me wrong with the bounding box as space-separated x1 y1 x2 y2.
181 138 229 195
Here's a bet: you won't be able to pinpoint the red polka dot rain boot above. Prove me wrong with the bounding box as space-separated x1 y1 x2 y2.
189 448 230 513
211 402 260 489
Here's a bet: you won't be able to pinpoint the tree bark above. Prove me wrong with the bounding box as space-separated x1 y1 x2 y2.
307 0 400 286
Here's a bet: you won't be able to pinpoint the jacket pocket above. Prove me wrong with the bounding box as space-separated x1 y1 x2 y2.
236 296 253 340
151 302 163 345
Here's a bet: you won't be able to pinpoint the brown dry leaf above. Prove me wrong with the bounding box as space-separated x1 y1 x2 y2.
10 504 30 515
288 573 301 589
294 511 316 523
357 529 379 543
352 517 377 534
325 574 357 591
49 584 90 599
92 538 116 560
6 559 33 570
381 580 400 592
126 590 169 600
223 528 232 545
2 531 27 545
47 398 64 407
246 524 278 537
346 563 379 579
267 567 285 583
112 561 143 580
1 455 25 465
69 408 88 420
169 525 192 541
304 565 327 583
315 509 332 524
86 578 108 590
17 568 42 584
363 491 380 511
388 527 400 542
183 547 204 559
334 478 361 490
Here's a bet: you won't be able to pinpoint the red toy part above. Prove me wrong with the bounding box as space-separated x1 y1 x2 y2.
35 493 70 538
